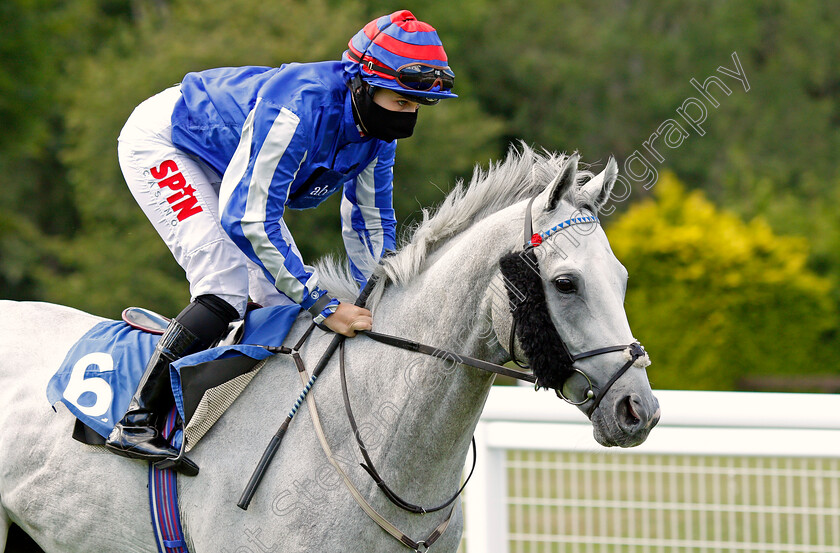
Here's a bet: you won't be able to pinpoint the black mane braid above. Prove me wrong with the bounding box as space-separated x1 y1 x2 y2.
499 249 575 390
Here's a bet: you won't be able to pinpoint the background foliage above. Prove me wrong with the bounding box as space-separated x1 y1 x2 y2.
610 173 838 391
1 0 838 392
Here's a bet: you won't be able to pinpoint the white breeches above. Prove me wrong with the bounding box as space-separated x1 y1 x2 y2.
118 85 294 317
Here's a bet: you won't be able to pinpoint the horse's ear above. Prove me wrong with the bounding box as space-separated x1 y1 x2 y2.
545 153 579 211
578 156 618 213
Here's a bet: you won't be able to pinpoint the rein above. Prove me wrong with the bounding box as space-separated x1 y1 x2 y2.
237 193 648 551
297 338 454 552
238 280 462 552
341 336 476 515
362 330 536 383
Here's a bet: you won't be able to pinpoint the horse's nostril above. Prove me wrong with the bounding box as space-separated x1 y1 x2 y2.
628 398 641 422
619 395 642 428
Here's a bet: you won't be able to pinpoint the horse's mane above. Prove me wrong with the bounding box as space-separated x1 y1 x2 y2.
315 144 593 308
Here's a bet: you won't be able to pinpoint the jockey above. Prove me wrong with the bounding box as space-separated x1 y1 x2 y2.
105 10 456 474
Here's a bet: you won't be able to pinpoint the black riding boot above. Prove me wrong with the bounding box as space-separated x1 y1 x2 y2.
105 295 239 476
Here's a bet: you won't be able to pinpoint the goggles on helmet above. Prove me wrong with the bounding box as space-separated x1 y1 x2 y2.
347 50 455 96
392 63 455 93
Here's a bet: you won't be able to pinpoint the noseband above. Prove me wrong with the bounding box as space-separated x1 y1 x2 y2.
500 196 647 418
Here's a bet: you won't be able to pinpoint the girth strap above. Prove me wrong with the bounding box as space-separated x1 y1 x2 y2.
295 350 455 552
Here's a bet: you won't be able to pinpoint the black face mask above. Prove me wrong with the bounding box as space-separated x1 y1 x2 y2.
351 85 418 142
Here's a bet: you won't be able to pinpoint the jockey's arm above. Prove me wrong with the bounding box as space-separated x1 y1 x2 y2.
340 141 398 287
220 99 361 333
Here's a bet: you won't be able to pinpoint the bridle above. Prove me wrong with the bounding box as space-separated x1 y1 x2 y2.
238 193 649 551
508 196 648 418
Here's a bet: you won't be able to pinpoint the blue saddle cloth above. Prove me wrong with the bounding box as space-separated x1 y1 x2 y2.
47 305 301 438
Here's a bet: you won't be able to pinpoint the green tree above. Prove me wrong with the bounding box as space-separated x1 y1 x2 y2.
0 0 136 300
433 0 840 282
609 172 838 391
52 0 503 318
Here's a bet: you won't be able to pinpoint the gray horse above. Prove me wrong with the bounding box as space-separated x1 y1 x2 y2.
0 146 659 552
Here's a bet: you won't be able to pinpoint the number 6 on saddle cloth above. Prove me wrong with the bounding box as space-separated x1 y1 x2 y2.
47 304 301 451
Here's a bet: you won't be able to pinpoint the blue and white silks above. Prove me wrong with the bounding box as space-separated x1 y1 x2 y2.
171 62 397 307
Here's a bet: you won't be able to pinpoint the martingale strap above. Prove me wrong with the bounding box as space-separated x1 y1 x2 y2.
294 353 454 552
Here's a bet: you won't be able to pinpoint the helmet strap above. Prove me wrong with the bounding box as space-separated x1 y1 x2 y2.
348 80 372 136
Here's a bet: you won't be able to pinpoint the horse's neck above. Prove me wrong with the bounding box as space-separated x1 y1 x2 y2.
350 208 521 502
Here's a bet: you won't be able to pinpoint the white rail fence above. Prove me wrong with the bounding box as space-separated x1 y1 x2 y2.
461 388 840 553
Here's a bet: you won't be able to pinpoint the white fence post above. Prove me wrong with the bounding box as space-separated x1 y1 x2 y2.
463 420 508 553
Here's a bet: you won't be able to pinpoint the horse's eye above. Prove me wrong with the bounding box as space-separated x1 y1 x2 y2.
554 278 576 294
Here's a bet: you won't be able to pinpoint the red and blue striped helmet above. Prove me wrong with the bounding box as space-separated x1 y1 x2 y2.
343 10 457 101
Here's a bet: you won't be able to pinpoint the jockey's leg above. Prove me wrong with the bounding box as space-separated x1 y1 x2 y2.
105 294 238 474
108 85 252 474
117 84 252 319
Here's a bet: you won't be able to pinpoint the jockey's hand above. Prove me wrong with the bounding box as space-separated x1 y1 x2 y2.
323 302 372 337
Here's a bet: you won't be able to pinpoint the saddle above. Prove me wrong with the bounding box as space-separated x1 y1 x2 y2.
48 304 300 451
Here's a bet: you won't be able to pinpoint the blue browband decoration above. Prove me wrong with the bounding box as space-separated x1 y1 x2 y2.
523 196 600 249
540 215 599 240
